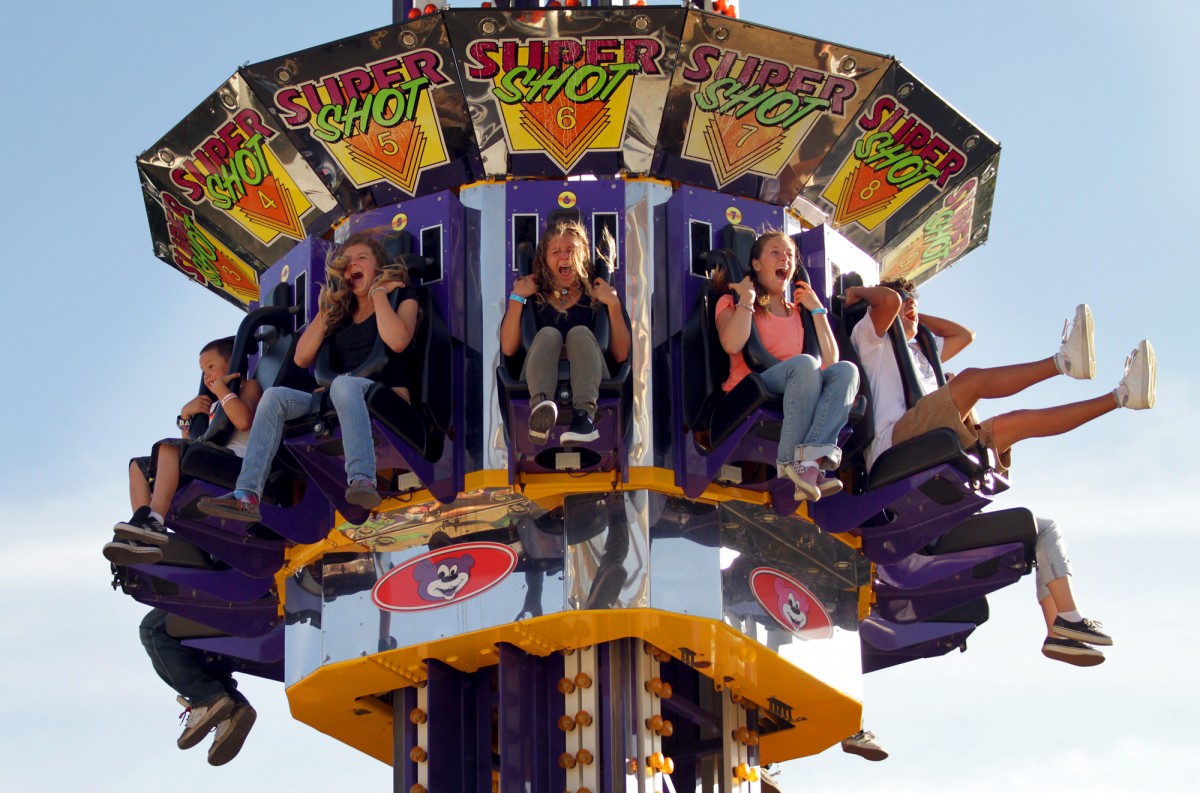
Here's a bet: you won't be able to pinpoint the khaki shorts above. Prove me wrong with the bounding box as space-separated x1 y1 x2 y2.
892 383 1011 476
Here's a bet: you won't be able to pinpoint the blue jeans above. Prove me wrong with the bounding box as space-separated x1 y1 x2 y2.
139 608 248 707
1034 516 1072 602
758 357 859 468
235 376 377 496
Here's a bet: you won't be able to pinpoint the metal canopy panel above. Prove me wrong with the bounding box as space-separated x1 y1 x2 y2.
654 12 891 204
444 7 685 177
242 15 480 212
138 167 262 309
876 149 1001 285
137 72 344 274
799 62 999 261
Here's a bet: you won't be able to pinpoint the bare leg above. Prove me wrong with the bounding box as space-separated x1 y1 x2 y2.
129 460 152 512
1040 576 1078 635
947 358 1060 418
150 445 182 518
989 393 1117 455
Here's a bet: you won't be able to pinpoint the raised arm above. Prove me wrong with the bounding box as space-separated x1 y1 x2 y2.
500 275 538 357
205 372 263 432
919 313 975 362
844 285 901 337
715 276 757 355
590 278 630 364
370 280 419 353
792 281 838 365
293 296 329 368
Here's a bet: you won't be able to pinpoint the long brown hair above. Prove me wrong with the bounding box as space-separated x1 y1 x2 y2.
320 234 410 336
710 230 794 315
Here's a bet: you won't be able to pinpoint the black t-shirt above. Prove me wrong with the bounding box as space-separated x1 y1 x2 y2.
532 293 596 333
329 286 418 388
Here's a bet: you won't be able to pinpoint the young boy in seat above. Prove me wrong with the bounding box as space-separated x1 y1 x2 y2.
104 337 262 564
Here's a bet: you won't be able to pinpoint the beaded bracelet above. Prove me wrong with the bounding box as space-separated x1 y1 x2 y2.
220 393 237 406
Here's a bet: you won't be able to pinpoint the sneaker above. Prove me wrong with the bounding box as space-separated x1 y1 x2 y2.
779 461 821 502
208 702 257 766
1054 304 1095 379
1114 339 1156 410
817 474 844 498
113 506 169 546
345 478 382 510
560 409 598 445
197 490 261 522
177 694 235 750
528 399 558 445
102 539 163 566
841 730 888 761
1041 636 1105 666
1051 615 1113 646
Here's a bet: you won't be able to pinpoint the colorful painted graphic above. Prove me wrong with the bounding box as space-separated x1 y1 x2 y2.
158 191 259 308
679 44 858 189
821 95 968 232
881 176 979 282
372 542 518 612
272 51 453 195
463 35 664 172
749 567 834 640
166 106 315 245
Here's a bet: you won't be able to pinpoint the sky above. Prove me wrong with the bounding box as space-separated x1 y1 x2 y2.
0 1 1195 791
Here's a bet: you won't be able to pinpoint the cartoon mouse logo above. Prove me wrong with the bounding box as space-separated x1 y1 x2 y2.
749 567 834 640
372 542 519 613
777 579 810 633
413 553 475 602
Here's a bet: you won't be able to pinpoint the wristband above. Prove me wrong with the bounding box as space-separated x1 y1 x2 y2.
810 307 828 315
509 293 527 305
220 393 237 406
176 415 189 429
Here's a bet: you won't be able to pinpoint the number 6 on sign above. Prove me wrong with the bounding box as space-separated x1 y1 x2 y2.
556 106 577 131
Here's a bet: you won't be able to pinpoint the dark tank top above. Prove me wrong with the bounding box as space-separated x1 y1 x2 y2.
330 287 417 388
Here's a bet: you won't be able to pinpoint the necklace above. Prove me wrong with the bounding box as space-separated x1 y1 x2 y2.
558 286 574 303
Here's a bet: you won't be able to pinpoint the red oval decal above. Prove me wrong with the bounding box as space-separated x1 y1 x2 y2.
371 542 518 612
749 567 834 640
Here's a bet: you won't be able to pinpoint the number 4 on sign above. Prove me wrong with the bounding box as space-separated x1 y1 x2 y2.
258 191 277 210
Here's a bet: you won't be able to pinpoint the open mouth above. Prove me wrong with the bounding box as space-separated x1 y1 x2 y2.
349 271 365 288
775 267 789 281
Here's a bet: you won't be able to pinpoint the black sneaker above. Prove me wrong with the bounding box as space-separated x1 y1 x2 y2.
113 506 169 546
1042 636 1105 666
1051 615 1113 646
528 399 558 446
102 539 164 566
560 410 598 446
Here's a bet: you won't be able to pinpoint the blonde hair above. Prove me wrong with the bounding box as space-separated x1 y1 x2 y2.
319 234 410 336
710 229 795 315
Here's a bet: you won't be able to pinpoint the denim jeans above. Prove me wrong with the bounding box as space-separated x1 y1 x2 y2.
521 325 605 415
1034 516 1072 602
139 608 247 707
758 357 859 468
235 376 377 496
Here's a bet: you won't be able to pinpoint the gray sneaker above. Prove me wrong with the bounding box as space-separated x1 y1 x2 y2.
1055 304 1096 379
345 478 382 510
208 702 257 766
177 694 235 750
1114 340 1155 410
841 730 888 761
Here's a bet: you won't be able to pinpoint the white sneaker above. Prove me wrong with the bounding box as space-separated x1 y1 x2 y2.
528 400 558 445
841 730 889 761
1055 304 1095 379
1114 339 1156 409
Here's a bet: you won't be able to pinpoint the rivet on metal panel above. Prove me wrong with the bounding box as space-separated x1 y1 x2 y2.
480 17 498 35
897 82 915 99
964 134 980 151
714 27 730 42
633 14 651 32
839 56 857 74
400 30 418 48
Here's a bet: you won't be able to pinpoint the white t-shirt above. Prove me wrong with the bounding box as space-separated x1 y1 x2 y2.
850 311 941 470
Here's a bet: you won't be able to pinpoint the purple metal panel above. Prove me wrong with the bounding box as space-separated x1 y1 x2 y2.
128 562 275 604
875 543 1027 624
498 643 565 793
426 660 494 792
182 626 284 665
393 686 419 793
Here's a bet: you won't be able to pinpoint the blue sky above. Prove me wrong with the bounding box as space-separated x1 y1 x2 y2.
1 2 1194 791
